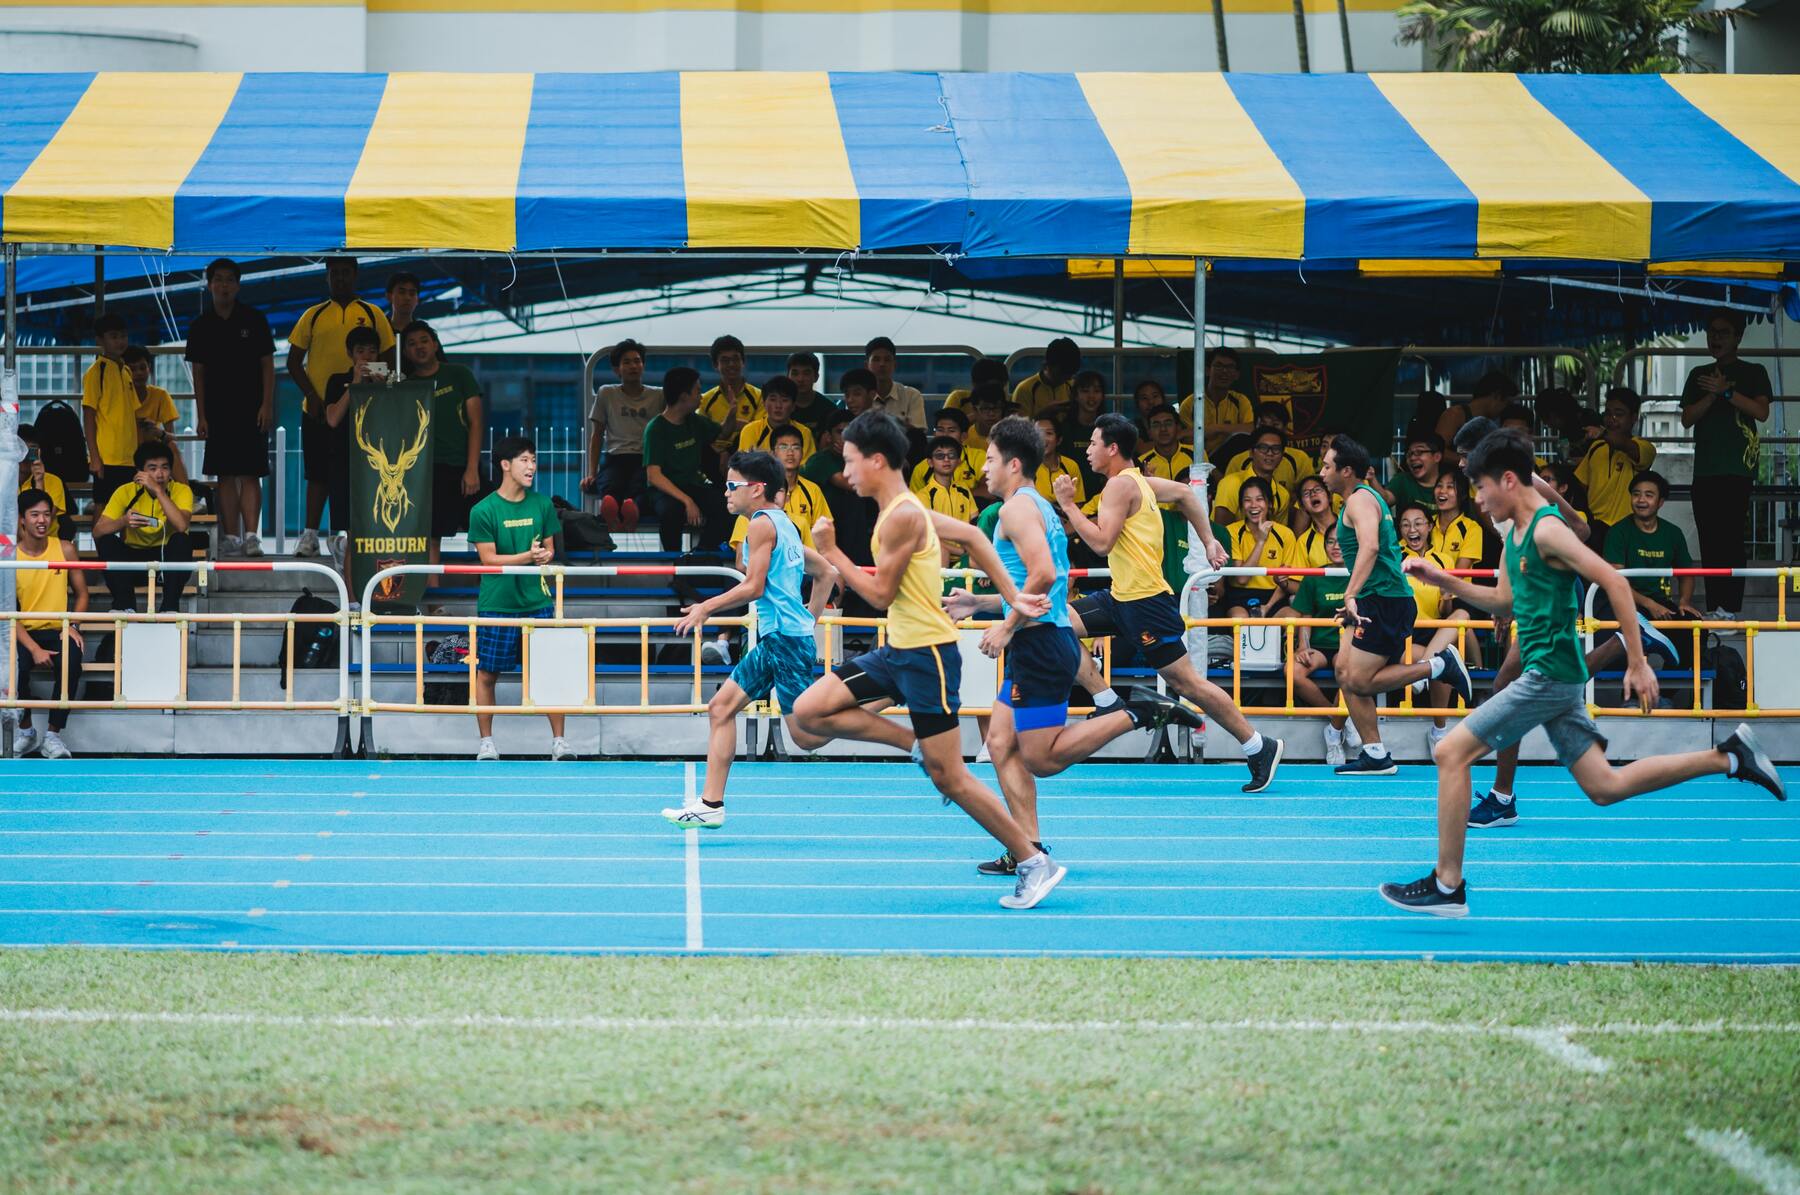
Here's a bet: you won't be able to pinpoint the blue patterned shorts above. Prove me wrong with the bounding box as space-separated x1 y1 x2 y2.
475 607 554 674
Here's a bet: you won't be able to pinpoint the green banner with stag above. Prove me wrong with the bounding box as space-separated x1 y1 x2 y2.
348 379 434 607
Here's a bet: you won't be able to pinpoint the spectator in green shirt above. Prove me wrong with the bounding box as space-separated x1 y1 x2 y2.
402 321 484 567
1681 310 1773 617
1383 430 1443 515
1277 531 1356 764
644 366 729 555
1590 469 1699 675
468 435 565 764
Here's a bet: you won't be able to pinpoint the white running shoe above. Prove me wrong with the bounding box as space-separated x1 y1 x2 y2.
1344 719 1364 755
701 636 733 667
1000 853 1067 910
219 534 243 557
329 534 347 570
663 803 724 829
1322 727 1345 768
40 731 71 760
13 726 43 758
551 736 574 762
295 529 321 557
475 737 499 762
241 534 264 558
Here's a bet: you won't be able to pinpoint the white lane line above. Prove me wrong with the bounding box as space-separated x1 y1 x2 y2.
1687 1128 1800 1195
684 762 702 951
4 808 1790 824
3 943 1797 960
0 830 1757 844
1 1007 1795 1041
1514 1029 1612 1074
5 853 1798 867
6 880 1794 895
6 908 1798 924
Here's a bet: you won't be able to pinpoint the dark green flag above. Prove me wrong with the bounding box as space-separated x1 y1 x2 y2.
348 379 435 607
1245 348 1399 461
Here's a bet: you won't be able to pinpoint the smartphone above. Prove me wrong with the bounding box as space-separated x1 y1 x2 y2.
367 361 391 379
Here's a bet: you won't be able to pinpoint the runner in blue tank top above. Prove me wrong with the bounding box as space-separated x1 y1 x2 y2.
945 417 1199 876
1382 429 1784 916
665 450 839 829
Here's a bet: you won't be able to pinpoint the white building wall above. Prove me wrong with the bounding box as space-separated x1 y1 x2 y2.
1 1 1422 72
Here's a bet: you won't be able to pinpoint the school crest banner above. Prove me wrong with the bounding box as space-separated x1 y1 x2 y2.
348 380 434 607
1248 348 1399 461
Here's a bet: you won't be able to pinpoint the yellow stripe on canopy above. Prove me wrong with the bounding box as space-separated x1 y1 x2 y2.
1372 73 1650 261
1664 75 1800 187
5 72 240 249
1077 73 1303 259
681 71 859 250
345 73 533 250
1358 259 1501 277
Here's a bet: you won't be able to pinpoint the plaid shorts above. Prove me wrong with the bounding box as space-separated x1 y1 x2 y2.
475 607 553 675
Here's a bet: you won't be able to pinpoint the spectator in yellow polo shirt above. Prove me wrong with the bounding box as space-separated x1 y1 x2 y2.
1429 466 1484 571
1219 476 1296 618
1137 404 1194 490
1011 336 1082 419
122 346 188 484
1132 378 1169 436
1180 347 1255 456
737 375 816 460
1032 416 1085 507
910 407 981 495
943 357 1009 417
1211 427 1294 523
287 257 394 559
93 441 193 614
730 425 831 553
81 313 139 513
918 436 979 552
1576 386 1656 550
1282 474 1338 596
1224 403 1313 492
700 333 763 440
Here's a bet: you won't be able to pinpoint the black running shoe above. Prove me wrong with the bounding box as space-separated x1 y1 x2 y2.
1435 645 1473 705
1241 736 1285 793
1124 688 1203 731
1468 790 1519 828
977 842 1046 877
1335 748 1398 776
1378 871 1468 917
1721 723 1786 801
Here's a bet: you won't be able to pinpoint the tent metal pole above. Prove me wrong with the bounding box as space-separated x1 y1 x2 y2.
4 243 15 374
2 242 20 755
1192 260 1207 465
1187 257 1212 737
1112 258 1124 396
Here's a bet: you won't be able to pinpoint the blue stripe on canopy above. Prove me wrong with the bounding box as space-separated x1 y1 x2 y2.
175 73 386 254
0 73 94 196
1225 73 1476 261
1520 73 1800 263
516 72 686 251
830 71 966 250
938 72 1129 258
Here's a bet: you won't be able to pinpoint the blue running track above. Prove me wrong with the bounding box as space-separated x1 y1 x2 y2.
0 760 1794 962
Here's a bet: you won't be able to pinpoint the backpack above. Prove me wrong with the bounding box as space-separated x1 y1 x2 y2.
276 588 341 690
33 400 88 485
1703 633 1748 709
552 495 612 554
424 633 470 706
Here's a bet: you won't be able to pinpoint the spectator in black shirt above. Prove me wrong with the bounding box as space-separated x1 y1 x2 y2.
185 258 276 557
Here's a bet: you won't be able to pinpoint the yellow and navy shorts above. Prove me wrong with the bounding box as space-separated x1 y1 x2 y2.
835 641 961 738
1072 590 1188 669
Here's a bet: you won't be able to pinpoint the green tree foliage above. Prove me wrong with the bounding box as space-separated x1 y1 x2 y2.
1397 0 1735 73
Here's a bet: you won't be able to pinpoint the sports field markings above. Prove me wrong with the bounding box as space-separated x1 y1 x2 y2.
7 908 1796 924
4 807 1790 823
5 880 1792 894
1 830 1761 844
684 761 702 951
1686 1128 1800 1195
7 852 1798 867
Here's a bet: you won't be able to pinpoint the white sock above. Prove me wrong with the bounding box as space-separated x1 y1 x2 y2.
1242 732 1264 756
1017 850 1047 871
1364 742 1390 759
1429 656 1446 679
1490 788 1514 805
1093 687 1121 709
1436 875 1458 896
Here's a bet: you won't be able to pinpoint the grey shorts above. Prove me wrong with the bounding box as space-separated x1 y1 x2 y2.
1460 669 1607 767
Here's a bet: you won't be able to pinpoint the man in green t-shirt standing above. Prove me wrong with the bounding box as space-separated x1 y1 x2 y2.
1385 430 1783 918
644 367 729 556
468 436 565 763
1681 311 1772 618
402 322 484 568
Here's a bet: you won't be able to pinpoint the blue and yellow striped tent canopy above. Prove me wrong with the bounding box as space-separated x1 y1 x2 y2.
2 71 1797 262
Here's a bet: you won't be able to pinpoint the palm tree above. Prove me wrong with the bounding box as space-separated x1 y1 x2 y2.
1293 0 1312 71
1338 0 1356 70
1397 0 1732 72
1213 0 1231 70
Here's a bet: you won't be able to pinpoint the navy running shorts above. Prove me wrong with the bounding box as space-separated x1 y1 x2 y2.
998 624 1081 732
1072 589 1189 669
835 641 961 738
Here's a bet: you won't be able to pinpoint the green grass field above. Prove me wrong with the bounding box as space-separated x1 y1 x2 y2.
2 951 1797 1193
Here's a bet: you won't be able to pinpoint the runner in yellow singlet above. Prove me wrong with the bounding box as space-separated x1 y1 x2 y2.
1053 414 1285 793
795 411 1069 910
